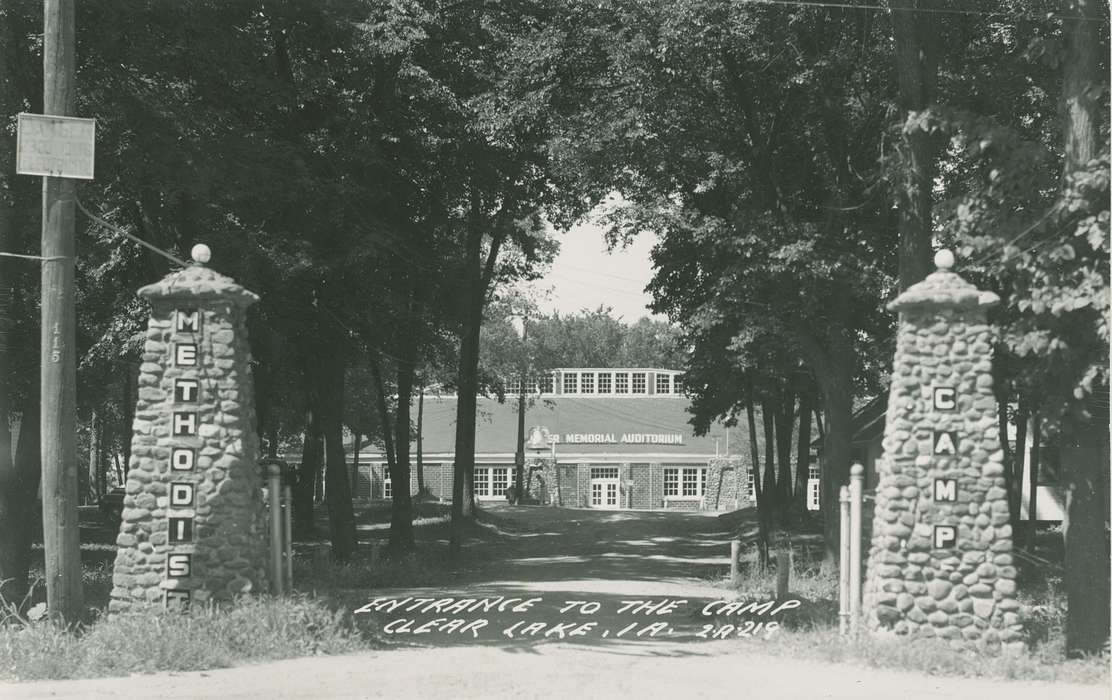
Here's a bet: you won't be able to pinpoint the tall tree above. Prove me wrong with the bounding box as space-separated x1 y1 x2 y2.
1058 0 1108 657
0 0 44 608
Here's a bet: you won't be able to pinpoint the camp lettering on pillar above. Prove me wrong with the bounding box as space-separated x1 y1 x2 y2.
861 250 1024 651
110 245 268 612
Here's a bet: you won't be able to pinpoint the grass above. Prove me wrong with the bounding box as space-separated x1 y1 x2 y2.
0 502 502 682
0 595 364 682
2 506 1107 685
747 628 1108 684
719 547 1110 685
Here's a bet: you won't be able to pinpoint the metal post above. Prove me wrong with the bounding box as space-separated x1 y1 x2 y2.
514 389 525 503
838 485 851 635
730 539 741 586
513 319 527 503
267 463 283 595
848 463 864 630
283 484 293 587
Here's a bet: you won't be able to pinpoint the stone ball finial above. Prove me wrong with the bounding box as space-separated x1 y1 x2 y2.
934 249 955 271
191 243 212 265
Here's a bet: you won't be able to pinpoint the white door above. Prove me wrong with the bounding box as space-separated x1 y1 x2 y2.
590 478 620 509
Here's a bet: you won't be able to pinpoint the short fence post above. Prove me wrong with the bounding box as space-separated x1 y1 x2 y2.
838 485 851 635
266 463 284 595
775 532 791 599
848 463 864 631
282 484 293 586
730 539 741 586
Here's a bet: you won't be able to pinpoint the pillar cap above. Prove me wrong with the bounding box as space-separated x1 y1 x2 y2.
138 265 260 307
887 250 999 313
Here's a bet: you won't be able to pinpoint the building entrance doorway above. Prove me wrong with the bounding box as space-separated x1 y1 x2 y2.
589 466 621 509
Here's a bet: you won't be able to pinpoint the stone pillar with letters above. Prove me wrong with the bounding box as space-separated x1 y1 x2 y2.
861 251 1023 650
110 250 268 612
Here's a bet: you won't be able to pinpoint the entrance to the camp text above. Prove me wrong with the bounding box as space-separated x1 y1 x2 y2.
590 467 620 509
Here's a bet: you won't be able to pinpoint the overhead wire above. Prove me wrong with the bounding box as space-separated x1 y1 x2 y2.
733 0 1104 22
76 197 191 268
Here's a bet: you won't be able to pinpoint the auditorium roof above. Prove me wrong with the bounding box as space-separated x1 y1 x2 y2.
412 393 745 457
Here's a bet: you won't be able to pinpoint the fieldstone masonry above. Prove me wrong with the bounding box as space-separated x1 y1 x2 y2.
862 251 1024 650
110 256 268 612
704 457 745 510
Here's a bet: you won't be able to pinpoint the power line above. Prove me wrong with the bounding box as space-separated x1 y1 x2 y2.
735 0 1104 22
559 261 654 285
76 198 190 268
0 252 68 262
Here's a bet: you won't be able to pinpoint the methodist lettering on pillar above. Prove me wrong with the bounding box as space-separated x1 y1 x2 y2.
861 250 1024 652
110 247 269 613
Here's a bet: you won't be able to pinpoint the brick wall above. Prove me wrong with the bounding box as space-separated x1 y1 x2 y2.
630 463 652 509
650 463 665 509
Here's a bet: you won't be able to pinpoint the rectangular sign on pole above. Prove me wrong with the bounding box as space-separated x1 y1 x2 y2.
15 113 96 179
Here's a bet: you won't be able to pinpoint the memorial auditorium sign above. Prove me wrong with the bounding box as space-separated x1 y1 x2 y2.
557 433 684 445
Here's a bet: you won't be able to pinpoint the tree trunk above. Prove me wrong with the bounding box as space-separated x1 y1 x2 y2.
761 399 778 504
760 399 779 571
87 410 99 503
794 319 855 571
96 418 109 497
267 425 278 459
745 388 769 570
1062 423 1110 657
795 389 813 507
1026 411 1041 548
112 451 122 486
368 354 398 482
121 366 135 477
1060 0 1107 655
1011 402 1029 530
449 202 487 558
416 385 426 494
319 354 356 562
818 375 853 571
350 432 361 499
775 393 795 513
997 394 1015 525
0 394 40 607
1062 0 1099 176
315 451 325 504
449 298 481 558
889 0 939 290
0 32 23 602
292 411 322 538
448 186 510 558
388 358 416 556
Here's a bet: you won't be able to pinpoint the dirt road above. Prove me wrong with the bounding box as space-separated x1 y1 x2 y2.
2 507 1103 699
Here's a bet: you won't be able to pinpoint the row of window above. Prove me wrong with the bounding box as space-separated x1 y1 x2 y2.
587 465 706 497
377 464 708 499
663 467 705 497
385 467 514 499
508 371 684 396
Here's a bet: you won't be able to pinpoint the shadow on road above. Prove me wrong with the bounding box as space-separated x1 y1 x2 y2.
344 505 804 653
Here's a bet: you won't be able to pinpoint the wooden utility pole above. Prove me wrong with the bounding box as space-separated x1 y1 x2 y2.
40 0 83 623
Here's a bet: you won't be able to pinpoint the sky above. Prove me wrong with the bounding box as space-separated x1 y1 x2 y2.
519 220 663 323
